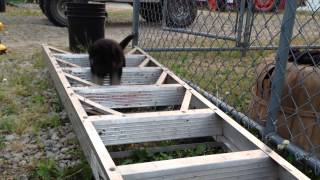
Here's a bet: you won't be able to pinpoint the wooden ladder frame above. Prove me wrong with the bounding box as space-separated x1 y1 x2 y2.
42 45 309 180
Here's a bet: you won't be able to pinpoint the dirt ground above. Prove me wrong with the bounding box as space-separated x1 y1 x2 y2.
0 3 133 55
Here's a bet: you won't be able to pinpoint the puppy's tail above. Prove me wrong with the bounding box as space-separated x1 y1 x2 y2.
119 34 135 49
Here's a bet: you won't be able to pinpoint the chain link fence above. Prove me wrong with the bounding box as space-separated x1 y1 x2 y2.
132 0 320 176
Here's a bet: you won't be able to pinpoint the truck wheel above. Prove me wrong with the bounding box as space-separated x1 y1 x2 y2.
45 0 71 27
166 0 197 28
140 2 162 23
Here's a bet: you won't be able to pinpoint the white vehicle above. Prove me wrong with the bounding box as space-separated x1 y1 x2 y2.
40 0 199 27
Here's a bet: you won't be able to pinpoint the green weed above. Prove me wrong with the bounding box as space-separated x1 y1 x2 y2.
32 159 63 179
0 135 6 150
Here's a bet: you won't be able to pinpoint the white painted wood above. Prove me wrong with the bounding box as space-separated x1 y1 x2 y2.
90 109 221 145
180 90 192 112
64 72 97 86
74 84 185 109
63 67 162 86
54 53 146 67
76 94 123 116
56 58 81 68
138 58 150 67
118 150 277 180
46 45 70 54
155 71 168 85
43 45 123 180
45 46 308 180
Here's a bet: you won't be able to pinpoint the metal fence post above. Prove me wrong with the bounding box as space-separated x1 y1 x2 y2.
235 0 246 47
241 0 254 56
132 0 140 47
264 0 298 136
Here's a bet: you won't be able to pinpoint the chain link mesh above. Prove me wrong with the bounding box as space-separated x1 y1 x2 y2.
134 0 320 174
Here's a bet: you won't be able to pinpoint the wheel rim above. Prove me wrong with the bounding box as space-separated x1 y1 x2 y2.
170 0 191 21
254 0 275 11
56 0 68 20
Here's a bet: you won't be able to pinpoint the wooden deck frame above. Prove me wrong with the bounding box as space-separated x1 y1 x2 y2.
42 45 309 180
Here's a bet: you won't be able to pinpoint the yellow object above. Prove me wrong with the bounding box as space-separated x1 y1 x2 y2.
0 43 7 54
0 22 4 31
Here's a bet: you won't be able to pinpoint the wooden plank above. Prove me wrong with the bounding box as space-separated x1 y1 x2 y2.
56 58 81 68
42 45 123 180
126 55 147 67
74 84 185 109
180 90 192 112
138 58 150 67
118 150 277 180
109 142 226 159
63 67 162 86
47 45 70 54
133 47 310 180
215 135 241 152
90 109 221 145
76 94 123 116
64 72 97 87
155 71 168 85
54 53 146 67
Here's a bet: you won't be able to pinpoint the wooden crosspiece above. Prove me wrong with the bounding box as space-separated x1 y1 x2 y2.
42 45 309 180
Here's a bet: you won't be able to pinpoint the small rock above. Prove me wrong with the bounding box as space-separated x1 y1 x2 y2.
59 162 67 168
51 132 59 140
65 132 75 140
34 152 42 159
52 147 58 153
63 154 72 160
22 137 30 144
27 144 38 150
56 143 62 149
46 151 55 158
3 153 11 159
5 134 16 141
61 147 69 153
19 160 27 166
19 175 28 180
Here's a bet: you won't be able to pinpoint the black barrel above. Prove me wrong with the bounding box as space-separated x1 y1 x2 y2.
0 0 5 12
66 3 105 52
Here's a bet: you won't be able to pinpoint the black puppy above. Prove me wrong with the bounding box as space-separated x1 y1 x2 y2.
88 34 135 85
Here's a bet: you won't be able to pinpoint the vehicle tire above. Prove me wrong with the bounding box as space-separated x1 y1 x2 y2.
166 0 197 28
45 0 72 27
139 2 162 23
253 0 281 12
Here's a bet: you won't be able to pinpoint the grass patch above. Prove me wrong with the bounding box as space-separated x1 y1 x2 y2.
5 6 42 17
0 51 63 135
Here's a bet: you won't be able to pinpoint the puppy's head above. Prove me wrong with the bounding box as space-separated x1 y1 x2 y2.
88 39 125 85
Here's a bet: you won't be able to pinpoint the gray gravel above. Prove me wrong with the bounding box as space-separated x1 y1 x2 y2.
0 123 80 177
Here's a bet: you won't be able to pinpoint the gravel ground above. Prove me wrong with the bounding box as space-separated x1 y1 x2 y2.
0 3 132 179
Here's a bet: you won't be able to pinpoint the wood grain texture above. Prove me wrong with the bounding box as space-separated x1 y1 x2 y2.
118 150 277 180
133 47 309 180
63 67 163 86
43 45 123 180
90 109 221 145
54 53 146 67
74 84 185 109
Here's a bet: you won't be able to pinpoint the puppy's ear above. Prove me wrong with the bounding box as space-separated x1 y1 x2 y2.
119 34 135 49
